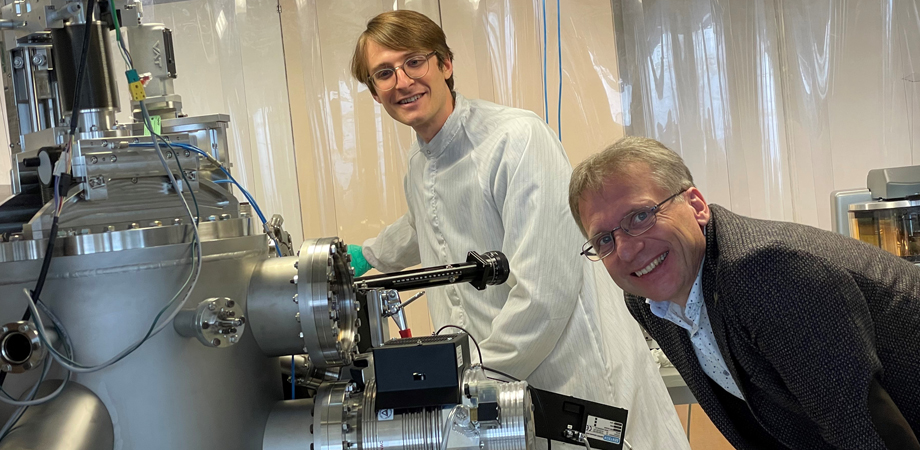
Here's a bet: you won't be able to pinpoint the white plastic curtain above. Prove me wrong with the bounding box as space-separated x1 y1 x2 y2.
614 0 920 230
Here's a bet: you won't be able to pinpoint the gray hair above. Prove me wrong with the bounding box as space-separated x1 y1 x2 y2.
568 136 695 236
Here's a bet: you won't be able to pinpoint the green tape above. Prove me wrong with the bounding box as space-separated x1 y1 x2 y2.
143 115 161 136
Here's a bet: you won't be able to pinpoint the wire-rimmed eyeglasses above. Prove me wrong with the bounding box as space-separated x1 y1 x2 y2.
581 190 686 262
369 51 437 92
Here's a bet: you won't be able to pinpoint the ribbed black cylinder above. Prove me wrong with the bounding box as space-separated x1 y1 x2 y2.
51 21 120 114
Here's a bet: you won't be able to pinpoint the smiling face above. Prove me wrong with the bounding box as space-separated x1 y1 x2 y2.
364 40 454 142
577 163 710 306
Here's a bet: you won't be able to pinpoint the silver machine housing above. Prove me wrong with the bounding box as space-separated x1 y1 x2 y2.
0 0 535 449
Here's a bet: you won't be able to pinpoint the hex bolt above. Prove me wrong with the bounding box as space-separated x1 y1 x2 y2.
207 215 218 222
293 294 298 303
106 225 115 232
174 218 182 225
229 335 238 344
12 56 23 69
90 156 98 164
208 303 216 311
31 54 46 66
111 155 117 163
131 177 138 184
128 223 139 229
219 214 231 221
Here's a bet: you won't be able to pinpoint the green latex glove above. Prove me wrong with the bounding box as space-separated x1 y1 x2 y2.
348 244 373 277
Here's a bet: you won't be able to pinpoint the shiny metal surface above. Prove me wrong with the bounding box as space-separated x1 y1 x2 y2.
313 381 357 450
246 255 302 356
0 217 251 263
480 381 533 450
262 399 315 450
298 238 358 368
0 380 114 450
173 297 246 348
0 234 280 450
279 355 340 390
848 199 920 212
0 321 44 373
360 379 444 450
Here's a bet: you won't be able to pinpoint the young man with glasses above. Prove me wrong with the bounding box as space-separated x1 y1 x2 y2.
569 136 920 449
349 10 689 449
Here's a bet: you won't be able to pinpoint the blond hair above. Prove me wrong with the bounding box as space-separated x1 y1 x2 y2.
351 10 454 96
569 137 695 236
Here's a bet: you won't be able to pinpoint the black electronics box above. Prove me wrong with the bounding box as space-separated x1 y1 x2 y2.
531 387 629 450
372 333 471 410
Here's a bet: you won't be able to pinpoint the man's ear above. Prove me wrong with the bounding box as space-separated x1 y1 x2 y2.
371 92 381 103
441 56 453 80
686 187 711 227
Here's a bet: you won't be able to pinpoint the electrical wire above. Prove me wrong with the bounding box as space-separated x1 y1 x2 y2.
0 0 97 390
127 141 281 256
290 356 296 399
14 102 204 374
556 0 562 141
541 0 549 124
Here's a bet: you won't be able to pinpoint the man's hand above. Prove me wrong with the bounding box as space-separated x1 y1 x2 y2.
348 244 373 277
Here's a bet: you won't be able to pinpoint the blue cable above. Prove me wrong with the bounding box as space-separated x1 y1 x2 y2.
541 0 549 125
128 142 282 257
556 0 562 141
291 356 296 399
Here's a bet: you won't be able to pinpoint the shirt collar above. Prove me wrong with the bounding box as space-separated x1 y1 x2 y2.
646 256 705 334
417 92 468 159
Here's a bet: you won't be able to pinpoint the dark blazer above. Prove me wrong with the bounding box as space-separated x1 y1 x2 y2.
625 205 920 449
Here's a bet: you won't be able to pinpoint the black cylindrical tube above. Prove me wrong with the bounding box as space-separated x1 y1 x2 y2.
51 21 120 114
355 251 509 291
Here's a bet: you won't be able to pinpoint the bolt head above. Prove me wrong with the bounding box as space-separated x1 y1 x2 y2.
201 322 210 330
211 338 221 346
1 364 11 372
225 299 235 308
208 303 216 311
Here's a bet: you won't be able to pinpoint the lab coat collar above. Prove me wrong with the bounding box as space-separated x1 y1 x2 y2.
417 92 470 159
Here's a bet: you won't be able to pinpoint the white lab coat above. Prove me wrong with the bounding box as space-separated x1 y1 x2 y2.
364 94 689 449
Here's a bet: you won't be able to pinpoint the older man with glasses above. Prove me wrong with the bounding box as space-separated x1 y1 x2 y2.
348 10 689 449
570 136 920 450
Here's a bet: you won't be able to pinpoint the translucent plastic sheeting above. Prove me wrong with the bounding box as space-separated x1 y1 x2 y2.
280 0 628 240
279 0 630 334
111 0 303 244
614 0 920 230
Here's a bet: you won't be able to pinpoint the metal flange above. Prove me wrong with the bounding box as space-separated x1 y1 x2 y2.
297 238 359 368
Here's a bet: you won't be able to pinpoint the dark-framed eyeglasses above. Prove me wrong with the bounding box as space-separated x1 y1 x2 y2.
581 190 686 262
369 51 437 92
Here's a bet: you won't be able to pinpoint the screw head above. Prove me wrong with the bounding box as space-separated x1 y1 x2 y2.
211 338 221 346
225 299 235 308
208 303 216 311
201 322 210 330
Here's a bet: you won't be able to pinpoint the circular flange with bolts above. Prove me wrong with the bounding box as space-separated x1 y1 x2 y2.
0 321 45 373
173 297 246 348
297 238 358 368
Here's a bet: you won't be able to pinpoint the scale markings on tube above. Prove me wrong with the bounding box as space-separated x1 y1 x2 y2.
584 415 623 445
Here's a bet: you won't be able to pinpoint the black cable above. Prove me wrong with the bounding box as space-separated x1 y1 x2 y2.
1 0 97 388
436 324 483 366
483 366 521 382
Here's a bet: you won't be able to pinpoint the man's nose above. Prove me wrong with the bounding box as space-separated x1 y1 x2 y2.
394 67 414 89
614 232 643 263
